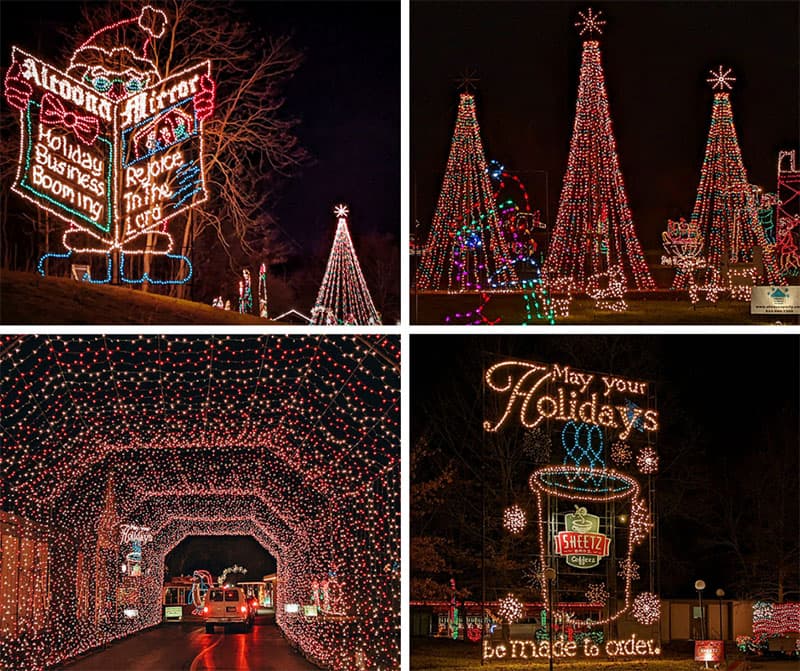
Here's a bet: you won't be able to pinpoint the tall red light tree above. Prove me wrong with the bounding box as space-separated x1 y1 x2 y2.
416 92 517 292
544 8 655 292
689 66 780 283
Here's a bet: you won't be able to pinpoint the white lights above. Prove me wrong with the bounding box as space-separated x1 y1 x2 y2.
585 583 609 605
0 335 400 671
503 505 527 535
629 498 653 546
483 360 658 440
497 594 524 623
310 204 382 325
636 447 659 475
610 441 632 465
631 592 661 625
706 65 736 91
483 635 661 660
575 7 606 37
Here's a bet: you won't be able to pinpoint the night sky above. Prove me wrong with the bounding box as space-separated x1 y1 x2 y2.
412 334 799 470
0 0 400 252
165 535 277 581
250 1 399 252
411 334 800 597
411 1 799 251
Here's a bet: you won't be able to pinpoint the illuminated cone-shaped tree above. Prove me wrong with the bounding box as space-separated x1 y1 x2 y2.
416 92 517 291
688 66 780 283
311 204 382 325
544 9 655 291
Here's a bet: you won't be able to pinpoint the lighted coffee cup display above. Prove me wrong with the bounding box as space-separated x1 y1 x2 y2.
529 420 644 627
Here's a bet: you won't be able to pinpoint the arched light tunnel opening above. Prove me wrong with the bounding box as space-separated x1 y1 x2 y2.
0 335 400 671
164 535 278 595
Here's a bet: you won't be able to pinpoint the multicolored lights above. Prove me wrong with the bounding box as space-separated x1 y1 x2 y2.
5 6 214 285
489 354 659 639
416 93 517 292
689 67 779 284
0 336 400 671
311 204 382 325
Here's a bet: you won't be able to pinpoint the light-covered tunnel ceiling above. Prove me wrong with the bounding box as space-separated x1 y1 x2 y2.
1 334 400 520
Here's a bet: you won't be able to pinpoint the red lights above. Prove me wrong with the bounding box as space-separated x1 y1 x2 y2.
544 35 655 293
0 335 400 671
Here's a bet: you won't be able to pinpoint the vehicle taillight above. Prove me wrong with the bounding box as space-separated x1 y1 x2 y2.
240 605 247 613
203 606 209 615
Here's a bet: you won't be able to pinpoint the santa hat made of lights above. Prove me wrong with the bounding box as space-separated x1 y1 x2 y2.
67 5 167 88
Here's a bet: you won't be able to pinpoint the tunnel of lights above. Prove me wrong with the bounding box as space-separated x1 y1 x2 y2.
0 335 400 671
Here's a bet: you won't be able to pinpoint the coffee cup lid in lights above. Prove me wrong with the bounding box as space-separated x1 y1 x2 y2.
529 465 640 501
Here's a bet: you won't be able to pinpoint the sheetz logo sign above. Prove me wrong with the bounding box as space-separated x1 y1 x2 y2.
554 506 610 569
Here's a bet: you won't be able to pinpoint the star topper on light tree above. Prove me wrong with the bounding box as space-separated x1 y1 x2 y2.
543 8 655 296
415 74 518 292
688 65 780 284
311 203 382 325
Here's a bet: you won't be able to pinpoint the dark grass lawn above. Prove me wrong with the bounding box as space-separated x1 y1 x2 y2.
411 292 800 325
0 270 277 325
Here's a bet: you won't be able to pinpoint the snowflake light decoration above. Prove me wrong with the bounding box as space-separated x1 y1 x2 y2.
618 558 640 582
585 583 609 605
636 446 659 474
524 559 547 591
498 593 524 623
610 441 632 466
707 65 736 91
575 7 606 37
522 426 552 463
334 203 350 219
503 504 527 534
632 592 661 625
630 498 653 546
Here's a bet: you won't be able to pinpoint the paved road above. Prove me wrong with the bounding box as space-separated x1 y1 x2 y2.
60 619 320 671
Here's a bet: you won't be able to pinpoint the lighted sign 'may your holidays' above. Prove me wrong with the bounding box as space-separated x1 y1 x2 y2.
483 360 659 440
4 6 215 284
